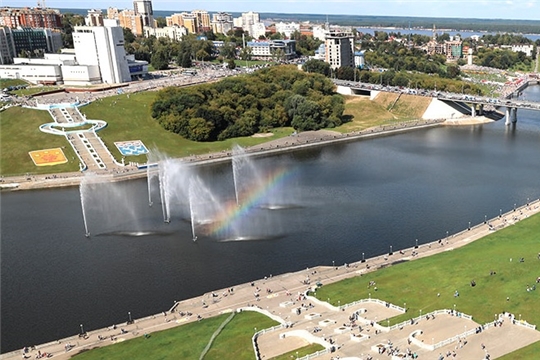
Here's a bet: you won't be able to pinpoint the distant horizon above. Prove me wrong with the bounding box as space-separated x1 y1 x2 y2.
2 1 540 21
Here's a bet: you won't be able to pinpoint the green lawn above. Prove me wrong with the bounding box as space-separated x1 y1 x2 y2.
498 340 540 359
81 91 294 164
73 311 278 360
0 78 28 89
12 86 62 96
270 344 325 360
0 106 78 176
314 212 540 327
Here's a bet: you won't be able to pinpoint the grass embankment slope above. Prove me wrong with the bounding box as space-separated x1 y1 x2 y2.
0 106 78 175
73 311 278 360
338 93 430 133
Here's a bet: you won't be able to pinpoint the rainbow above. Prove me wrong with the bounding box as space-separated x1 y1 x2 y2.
208 167 293 236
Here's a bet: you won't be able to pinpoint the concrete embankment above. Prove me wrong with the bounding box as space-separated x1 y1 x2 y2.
0 119 444 192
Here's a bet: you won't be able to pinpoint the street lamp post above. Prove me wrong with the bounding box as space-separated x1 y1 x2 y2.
332 260 335 268
499 209 502 218
514 203 516 211
484 215 487 224
369 293 371 299
415 239 418 248
362 252 365 262
80 324 84 335
389 245 393 255
468 221 471 230
128 311 132 324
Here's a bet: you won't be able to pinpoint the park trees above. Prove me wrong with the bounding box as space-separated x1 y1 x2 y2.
151 66 345 141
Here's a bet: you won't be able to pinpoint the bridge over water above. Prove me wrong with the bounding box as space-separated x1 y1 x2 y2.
333 79 540 125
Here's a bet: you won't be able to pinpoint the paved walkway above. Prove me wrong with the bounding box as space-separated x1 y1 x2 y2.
2 201 539 360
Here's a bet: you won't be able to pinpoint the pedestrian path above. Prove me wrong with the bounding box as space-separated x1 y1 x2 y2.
43 104 120 172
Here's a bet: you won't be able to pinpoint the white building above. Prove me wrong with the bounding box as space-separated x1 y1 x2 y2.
250 22 266 39
0 62 63 84
144 25 187 41
312 25 327 41
247 40 296 60
325 31 354 69
501 44 535 57
239 11 266 38
0 22 147 85
212 12 233 35
73 20 131 84
275 22 300 38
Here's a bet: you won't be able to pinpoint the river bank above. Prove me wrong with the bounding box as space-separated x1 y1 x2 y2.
0 118 445 192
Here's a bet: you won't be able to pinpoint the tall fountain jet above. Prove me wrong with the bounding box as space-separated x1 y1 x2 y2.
79 181 90 237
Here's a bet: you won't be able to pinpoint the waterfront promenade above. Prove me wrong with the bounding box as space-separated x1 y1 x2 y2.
2 200 539 360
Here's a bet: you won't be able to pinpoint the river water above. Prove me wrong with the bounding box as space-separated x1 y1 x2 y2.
1 86 539 353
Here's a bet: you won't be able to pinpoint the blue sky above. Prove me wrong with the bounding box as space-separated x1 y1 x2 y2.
3 0 540 20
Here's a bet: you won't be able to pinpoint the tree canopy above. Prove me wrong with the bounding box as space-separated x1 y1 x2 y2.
151 66 345 141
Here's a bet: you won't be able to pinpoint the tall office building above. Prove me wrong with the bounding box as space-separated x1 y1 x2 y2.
133 0 154 28
72 20 131 84
0 27 16 64
324 31 354 69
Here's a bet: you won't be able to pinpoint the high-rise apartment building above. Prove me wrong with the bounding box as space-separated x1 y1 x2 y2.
325 31 354 69
86 9 104 27
181 14 197 34
192 10 210 32
118 9 143 36
133 0 154 28
211 12 233 35
0 7 62 29
73 20 131 84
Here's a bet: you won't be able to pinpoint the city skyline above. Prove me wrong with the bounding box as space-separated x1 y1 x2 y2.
2 0 540 21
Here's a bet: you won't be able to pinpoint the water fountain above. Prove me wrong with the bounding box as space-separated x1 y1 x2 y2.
79 147 297 240
79 181 90 238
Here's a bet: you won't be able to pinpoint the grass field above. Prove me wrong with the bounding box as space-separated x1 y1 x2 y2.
314 212 540 327
0 106 78 175
73 311 278 360
0 78 28 89
270 344 325 360
12 86 62 96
